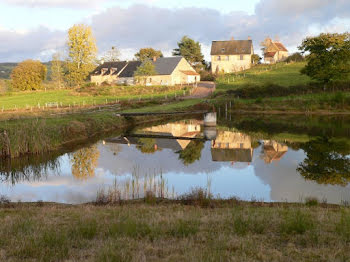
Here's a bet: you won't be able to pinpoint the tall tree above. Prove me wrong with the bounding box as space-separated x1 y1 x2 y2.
66 24 97 86
299 33 350 85
135 48 163 61
51 52 64 89
134 61 157 85
173 36 205 70
102 46 120 62
11 60 47 91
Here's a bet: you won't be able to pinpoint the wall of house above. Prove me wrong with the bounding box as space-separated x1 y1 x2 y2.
141 75 173 86
91 75 118 85
211 54 252 74
212 131 252 149
277 51 288 61
171 58 200 85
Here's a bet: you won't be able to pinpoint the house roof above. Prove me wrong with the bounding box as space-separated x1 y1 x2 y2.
149 57 183 75
265 52 277 58
180 70 200 76
211 40 253 55
118 61 142 77
92 61 127 76
274 42 288 52
211 148 253 162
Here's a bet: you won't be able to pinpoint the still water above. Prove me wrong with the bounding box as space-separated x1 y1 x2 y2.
1 114 350 204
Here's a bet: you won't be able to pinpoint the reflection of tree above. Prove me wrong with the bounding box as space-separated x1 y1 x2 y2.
136 138 161 154
71 145 100 180
0 154 60 185
178 140 204 166
297 137 350 186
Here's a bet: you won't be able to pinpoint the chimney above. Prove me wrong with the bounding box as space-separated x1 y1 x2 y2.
153 56 157 62
248 36 252 40
230 36 234 41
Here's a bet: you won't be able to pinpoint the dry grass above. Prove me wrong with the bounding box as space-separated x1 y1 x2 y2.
0 200 349 262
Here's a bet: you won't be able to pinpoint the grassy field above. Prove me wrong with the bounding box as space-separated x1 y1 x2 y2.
0 199 349 262
0 85 191 111
216 62 312 91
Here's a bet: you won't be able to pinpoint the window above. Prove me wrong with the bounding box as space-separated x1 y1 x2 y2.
217 56 221 61
240 55 244 60
221 48 225 53
226 56 230 61
149 78 152 83
240 143 244 148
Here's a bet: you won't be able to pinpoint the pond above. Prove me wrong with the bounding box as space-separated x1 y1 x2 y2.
1 113 350 204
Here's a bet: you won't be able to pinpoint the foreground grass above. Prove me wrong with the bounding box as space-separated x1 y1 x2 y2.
0 201 349 261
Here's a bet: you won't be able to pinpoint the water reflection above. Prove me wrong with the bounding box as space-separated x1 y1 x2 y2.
1 115 350 204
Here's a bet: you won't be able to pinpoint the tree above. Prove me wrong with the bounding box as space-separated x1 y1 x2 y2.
178 140 204 166
173 36 205 70
11 60 47 91
102 46 120 62
285 52 305 63
299 33 350 85
71 145 100 180
136 138 161 154
251 54 262 65
297 137 350 186
134 61 157 85
51 52 64 89
66 24 97 86
135 48 163 61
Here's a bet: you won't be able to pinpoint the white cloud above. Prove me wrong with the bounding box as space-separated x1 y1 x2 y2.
2 0 112 8
1 0 350 61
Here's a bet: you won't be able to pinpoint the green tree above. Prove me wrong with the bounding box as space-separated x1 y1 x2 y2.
251 54 262 65
11 60 47 91
135 48 163 61
285 52 305 63
297 137 350 186
173 36 205 70
51 52 64 89
134 61 157 85
66 24 97 86
102 46 120 62
299 33 350 85
178 140 204 166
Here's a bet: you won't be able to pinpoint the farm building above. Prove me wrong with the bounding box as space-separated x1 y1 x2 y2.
261 37 289 64
91 57 200 86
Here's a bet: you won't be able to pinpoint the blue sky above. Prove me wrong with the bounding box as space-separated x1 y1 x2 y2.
0 0 349 61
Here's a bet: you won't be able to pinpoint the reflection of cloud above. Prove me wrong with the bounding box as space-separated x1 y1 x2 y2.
253 146 350 204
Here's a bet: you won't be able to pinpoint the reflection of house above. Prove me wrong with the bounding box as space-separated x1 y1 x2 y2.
211 131 253 163
261 37 288 64
106 121 202 152
91 57 200 86
142 122 202 150
262 140 288 164
211 37 254 74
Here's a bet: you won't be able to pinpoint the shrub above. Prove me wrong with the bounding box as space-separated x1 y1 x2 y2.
280 210 315 235
285 52 305 63
200 71 216 81
178 187 212 207
305 197 319 207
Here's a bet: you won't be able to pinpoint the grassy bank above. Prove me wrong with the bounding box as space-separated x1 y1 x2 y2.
0 199 349 261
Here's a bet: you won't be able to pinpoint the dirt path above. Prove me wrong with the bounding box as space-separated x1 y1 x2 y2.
186 81 216 99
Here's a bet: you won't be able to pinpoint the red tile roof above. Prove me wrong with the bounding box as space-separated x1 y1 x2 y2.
265 52 276 58
274 42 288 52
181 70 199 76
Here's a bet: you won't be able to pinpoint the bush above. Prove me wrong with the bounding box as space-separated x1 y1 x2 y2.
200 71 216 81
285 52 305 63
280 210 315 235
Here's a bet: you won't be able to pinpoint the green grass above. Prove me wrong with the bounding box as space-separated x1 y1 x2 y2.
216 62 312 91
0 85 190 111
0 202 349 261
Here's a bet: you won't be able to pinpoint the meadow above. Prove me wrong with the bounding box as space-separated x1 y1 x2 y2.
0 196 349 262
0 84 192 111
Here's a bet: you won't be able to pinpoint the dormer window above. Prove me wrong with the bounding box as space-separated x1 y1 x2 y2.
101 68 108 75
221 48 225 53
110 68 118 74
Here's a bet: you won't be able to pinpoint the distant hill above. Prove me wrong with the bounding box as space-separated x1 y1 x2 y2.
0 62 52 79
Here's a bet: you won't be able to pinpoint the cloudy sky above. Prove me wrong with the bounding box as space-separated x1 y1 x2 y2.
0 0 349 62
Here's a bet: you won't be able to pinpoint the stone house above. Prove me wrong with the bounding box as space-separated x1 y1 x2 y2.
91 57 200 86
262 38 289 64
210 38 254 74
